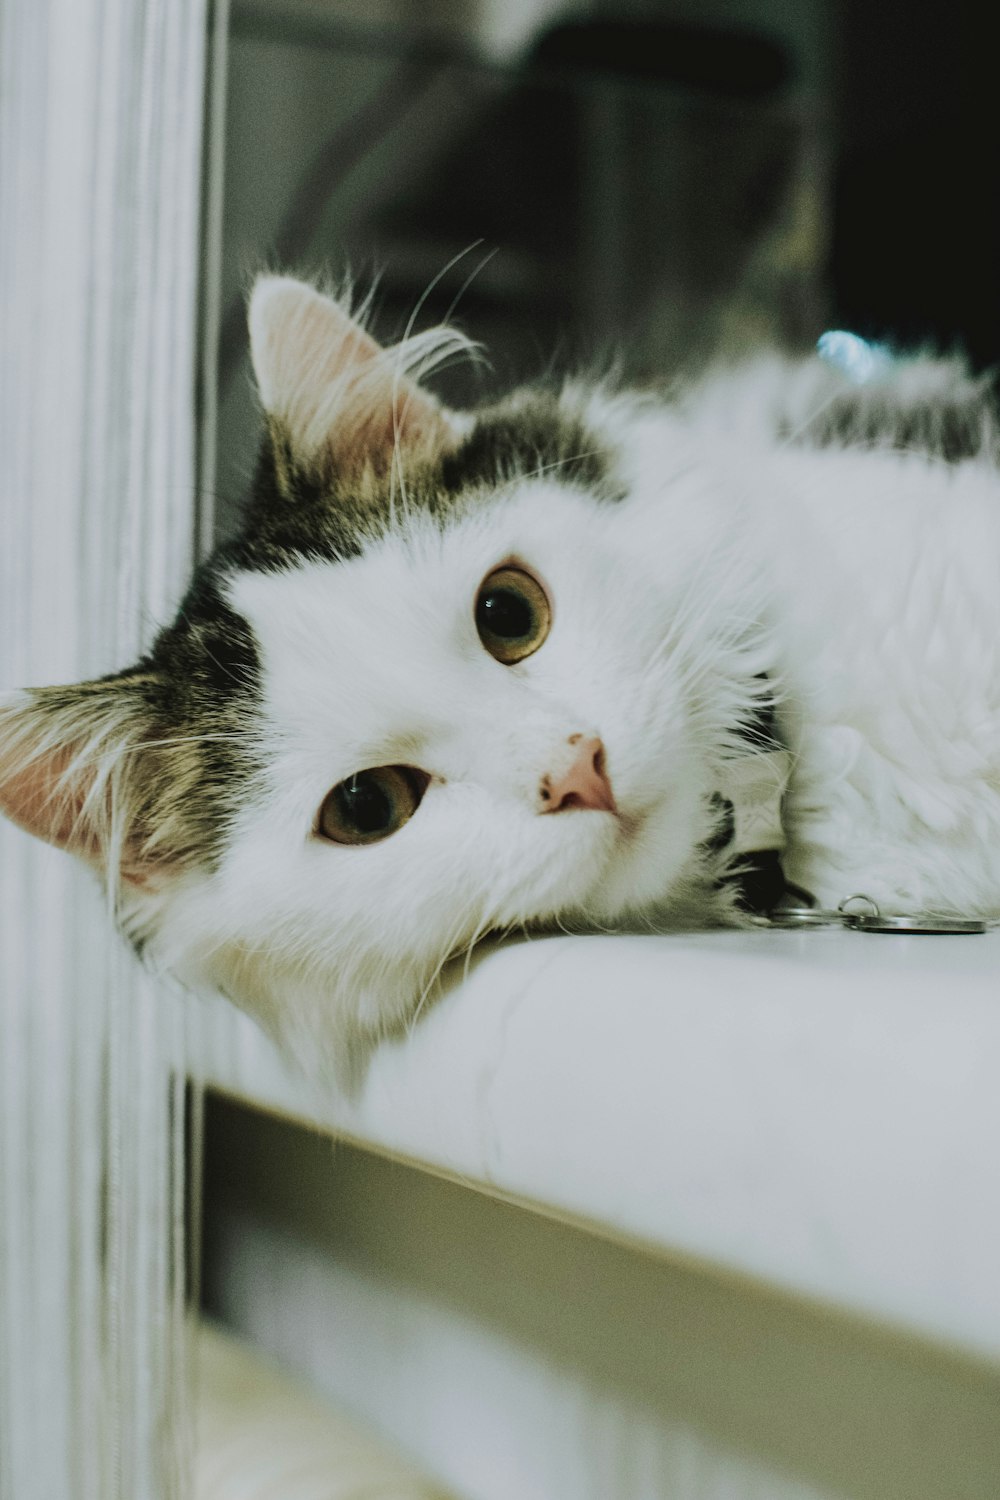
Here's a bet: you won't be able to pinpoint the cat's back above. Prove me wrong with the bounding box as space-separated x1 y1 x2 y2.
665 346 1000 641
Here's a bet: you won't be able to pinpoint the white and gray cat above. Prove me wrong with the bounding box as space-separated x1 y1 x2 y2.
3 275 999 1068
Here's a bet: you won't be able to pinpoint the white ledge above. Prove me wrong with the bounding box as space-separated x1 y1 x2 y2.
189 928 1000 1364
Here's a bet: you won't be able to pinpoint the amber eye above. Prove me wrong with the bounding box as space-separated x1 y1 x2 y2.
317 766 429 846
475 565 551 665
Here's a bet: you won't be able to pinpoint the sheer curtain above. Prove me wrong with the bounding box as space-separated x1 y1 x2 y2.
0 1 216 1495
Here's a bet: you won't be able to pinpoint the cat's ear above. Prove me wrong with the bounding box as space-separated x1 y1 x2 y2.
248 276 467 479
0 676 170 885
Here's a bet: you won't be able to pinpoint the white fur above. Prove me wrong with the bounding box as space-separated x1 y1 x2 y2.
150 469 768 1069
129 355 1000 1069
621 373 1000 915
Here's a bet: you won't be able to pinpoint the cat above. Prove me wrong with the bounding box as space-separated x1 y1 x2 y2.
3 274 1000 1072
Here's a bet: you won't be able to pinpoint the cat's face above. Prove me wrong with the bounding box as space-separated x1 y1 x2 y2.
0 277 757 1070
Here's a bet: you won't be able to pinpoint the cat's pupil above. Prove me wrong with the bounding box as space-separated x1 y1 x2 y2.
478 587 532 640
337 773 392 834
474 565 551 665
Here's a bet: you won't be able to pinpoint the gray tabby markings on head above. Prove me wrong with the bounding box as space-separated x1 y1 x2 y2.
0 276 618 884
233 278 620 573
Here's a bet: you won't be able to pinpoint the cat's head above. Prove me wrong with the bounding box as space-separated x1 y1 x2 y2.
0 276 763 1071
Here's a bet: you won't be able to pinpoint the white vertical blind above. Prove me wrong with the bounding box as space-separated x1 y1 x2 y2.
0 1 212 1495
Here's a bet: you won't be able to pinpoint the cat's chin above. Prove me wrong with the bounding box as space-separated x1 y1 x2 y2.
503 785 707 934
587 782 710 919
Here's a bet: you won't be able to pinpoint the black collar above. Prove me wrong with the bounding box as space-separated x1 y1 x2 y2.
710 682 794 916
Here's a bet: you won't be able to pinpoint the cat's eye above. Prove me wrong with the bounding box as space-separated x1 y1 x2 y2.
317 765 429 846
475 564 551 665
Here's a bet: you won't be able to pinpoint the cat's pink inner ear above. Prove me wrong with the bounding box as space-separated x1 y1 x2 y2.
0 735 100 858
0 690 159 887
249 277 381 416
248 275 457 472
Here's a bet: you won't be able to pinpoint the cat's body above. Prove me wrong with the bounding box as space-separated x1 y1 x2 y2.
2 277 999 1071
672 359 1000 917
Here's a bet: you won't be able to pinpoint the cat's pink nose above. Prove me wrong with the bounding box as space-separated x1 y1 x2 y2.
540 736 617 814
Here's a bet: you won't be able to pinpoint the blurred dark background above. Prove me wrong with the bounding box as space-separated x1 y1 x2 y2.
214 0 997 529
832 0 995 369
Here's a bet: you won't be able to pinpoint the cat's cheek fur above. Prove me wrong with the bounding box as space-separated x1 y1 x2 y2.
135 865 442 1072
130 736 707 1063
133 736 716 1061
146 797 604 1009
